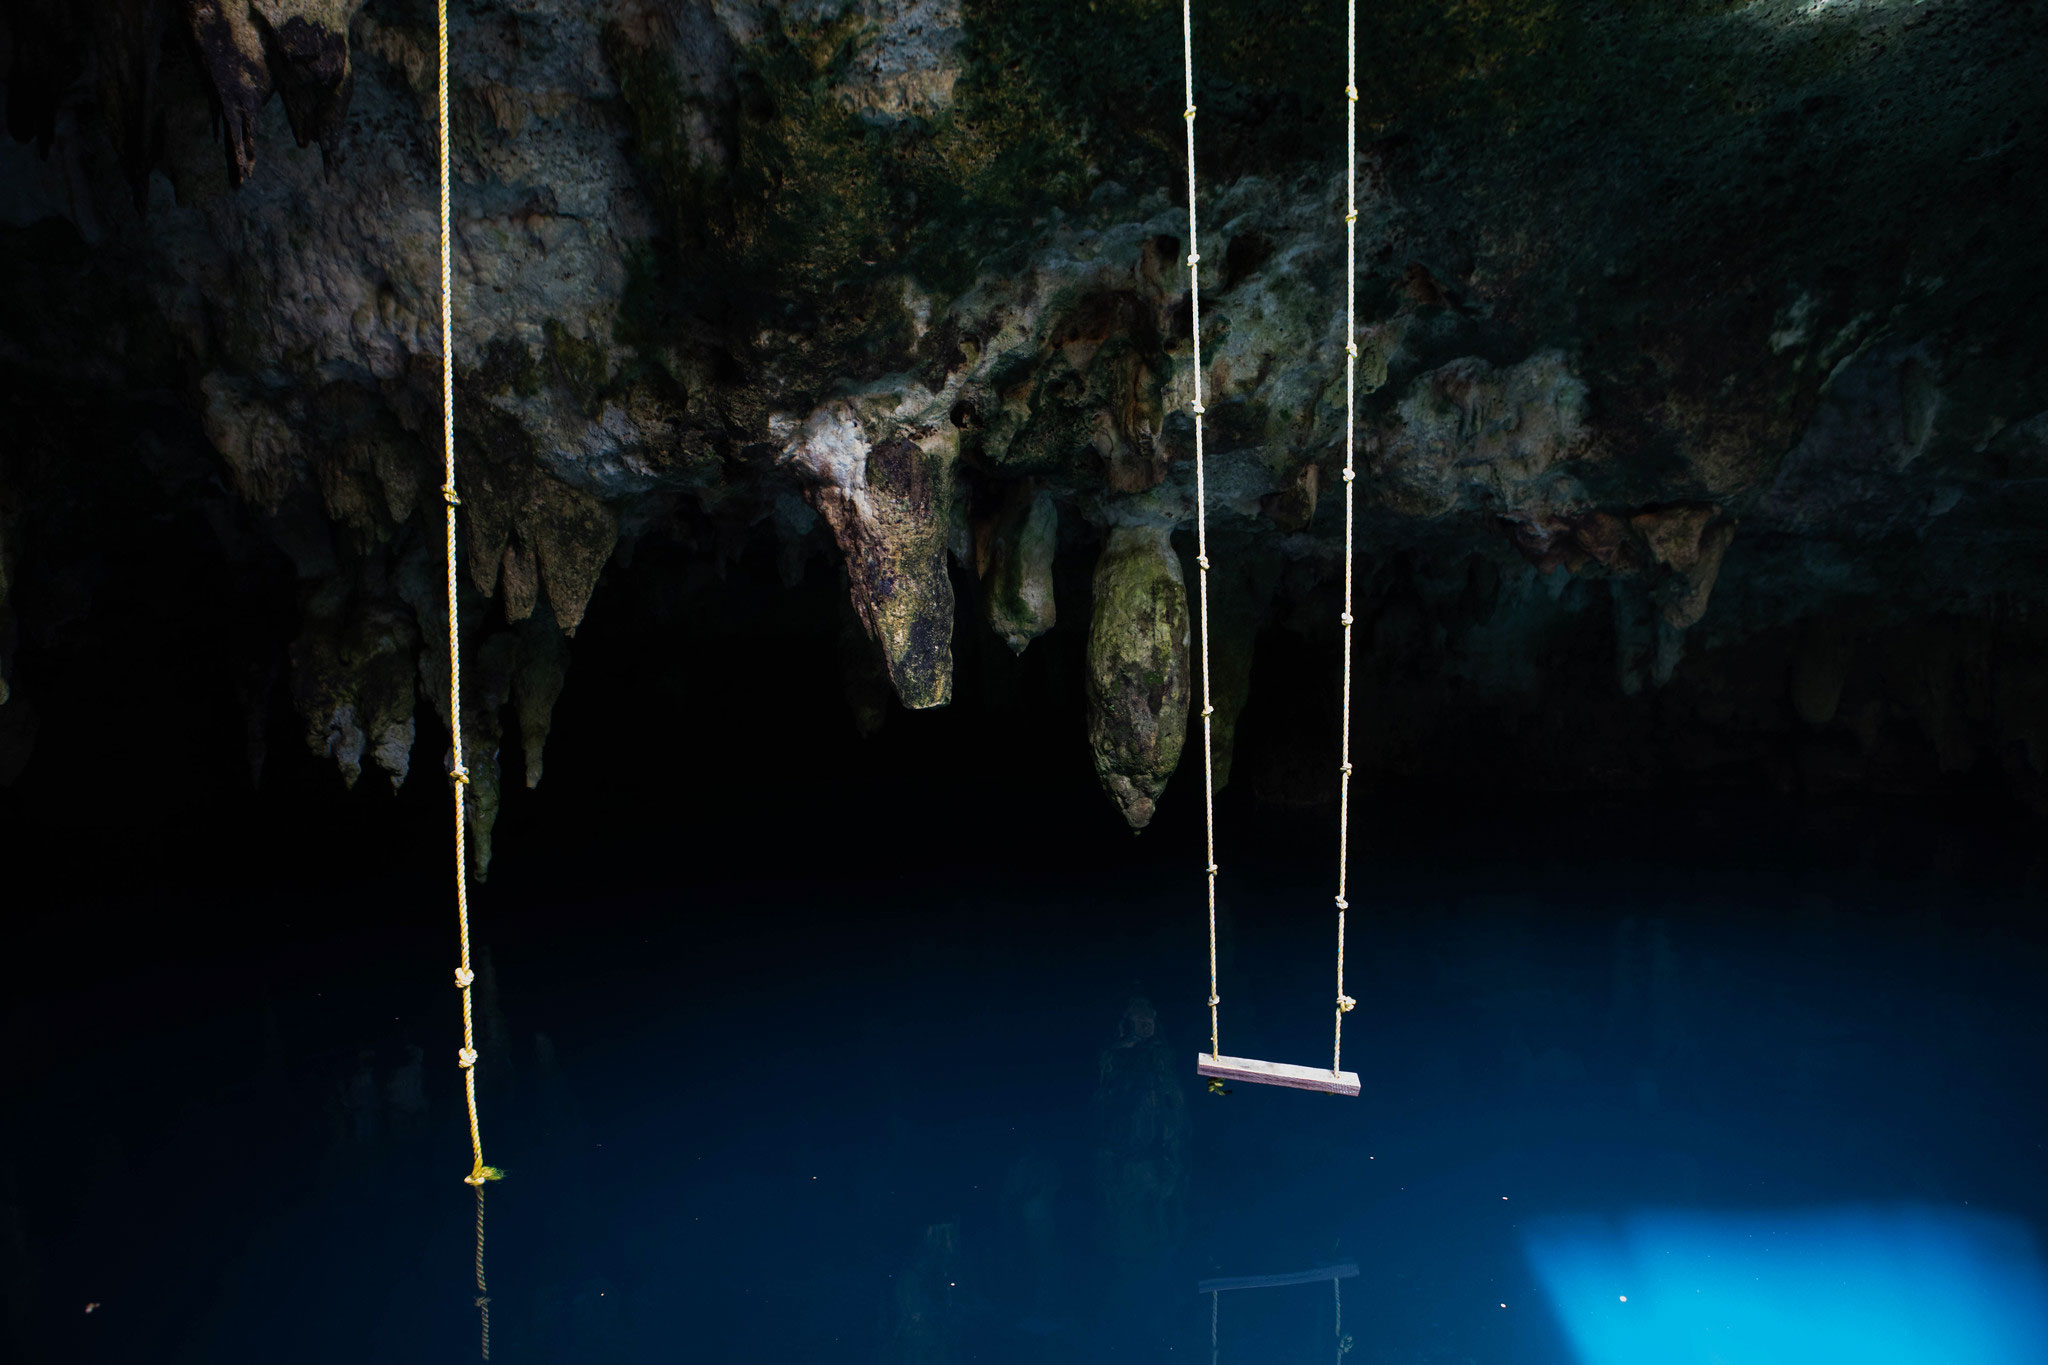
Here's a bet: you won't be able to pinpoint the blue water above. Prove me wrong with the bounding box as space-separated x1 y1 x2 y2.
1525 1205 2048 1365
8 798 2047 1363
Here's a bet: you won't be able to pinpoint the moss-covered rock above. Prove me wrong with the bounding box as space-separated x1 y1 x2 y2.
1086 524 1190 828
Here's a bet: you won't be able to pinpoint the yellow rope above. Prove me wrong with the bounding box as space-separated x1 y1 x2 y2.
438 0 500 1192
1179 0 1220 1064
1332 0 1360 1077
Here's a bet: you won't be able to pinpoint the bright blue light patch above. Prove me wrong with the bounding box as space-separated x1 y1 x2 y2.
1523 1205 2048 1365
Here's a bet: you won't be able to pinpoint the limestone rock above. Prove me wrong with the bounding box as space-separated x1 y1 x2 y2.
529 480 619 636
200 373 301 513
512 608 568 788
1086 525 1189 829
780 399 958 709
182 0 272 186
288 591 418 791
248 1 365 158
1376 350 1590 521
4 0 2047 816
979 483 1057 654
1635 506 1735 633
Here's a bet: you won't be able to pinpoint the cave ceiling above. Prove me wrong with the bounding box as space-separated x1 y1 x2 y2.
1 0 2045 853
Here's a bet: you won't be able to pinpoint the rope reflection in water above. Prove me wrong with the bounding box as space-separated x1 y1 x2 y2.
473 1184 491 1360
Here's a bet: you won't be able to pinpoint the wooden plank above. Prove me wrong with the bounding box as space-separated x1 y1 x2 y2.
1198 1261 1360 1294
1197 1052 1360 1096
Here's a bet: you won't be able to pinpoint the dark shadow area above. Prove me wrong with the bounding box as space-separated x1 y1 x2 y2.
3 460 2046 1362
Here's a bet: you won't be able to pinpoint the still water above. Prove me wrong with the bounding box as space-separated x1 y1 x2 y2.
8 799 2047 1363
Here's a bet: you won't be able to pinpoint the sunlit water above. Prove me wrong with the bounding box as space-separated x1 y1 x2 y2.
9 801 2046 1363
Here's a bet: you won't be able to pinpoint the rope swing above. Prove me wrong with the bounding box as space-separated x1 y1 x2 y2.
436 0 504 1190
1186 0 1363 1098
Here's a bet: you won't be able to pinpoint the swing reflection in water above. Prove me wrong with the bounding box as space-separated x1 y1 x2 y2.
1200 1260 1359 1363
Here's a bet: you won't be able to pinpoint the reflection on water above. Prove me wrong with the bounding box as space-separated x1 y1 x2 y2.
1525 1206 2048 1365
1094 998 1190 1277
6 806 2047 1362
1199 1260 1356 1365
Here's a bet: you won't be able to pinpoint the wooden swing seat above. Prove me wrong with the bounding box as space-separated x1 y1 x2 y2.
1197 1052 1360 1096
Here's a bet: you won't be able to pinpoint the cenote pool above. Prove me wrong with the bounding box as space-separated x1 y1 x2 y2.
8 791 2046 1364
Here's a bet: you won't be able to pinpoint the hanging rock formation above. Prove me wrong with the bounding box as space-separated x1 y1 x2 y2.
1085 525 1190 829
780 396 959 709
978 483 1057 654
3 0 2048 839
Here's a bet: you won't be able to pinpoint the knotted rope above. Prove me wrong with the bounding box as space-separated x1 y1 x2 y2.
1332 0 1360 1079
1179 0 1222 1067
1183 0 1362 1081
437 0 501 1192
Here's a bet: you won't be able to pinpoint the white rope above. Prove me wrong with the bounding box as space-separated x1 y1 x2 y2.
1180 0 1221 1064
1332 0 1360 1077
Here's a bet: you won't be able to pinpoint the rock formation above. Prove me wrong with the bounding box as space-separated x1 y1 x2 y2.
1085 525 1189 828
3 0 2047 851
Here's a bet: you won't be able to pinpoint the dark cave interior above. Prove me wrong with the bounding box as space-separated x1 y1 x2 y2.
4 0 2048 1360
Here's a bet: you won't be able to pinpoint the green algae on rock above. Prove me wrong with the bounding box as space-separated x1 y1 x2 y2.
1086 524 1190 829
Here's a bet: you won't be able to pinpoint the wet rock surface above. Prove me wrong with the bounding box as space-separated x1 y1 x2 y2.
1085 524 1189 828
3 0 2047 843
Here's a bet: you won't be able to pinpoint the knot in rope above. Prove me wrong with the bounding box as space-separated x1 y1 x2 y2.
458 1047 478 1069
1191 401 1205 415
1202 704 1215 717
1337 995 1356 1013
1340 612 1354 625
454 966 475 989
1208 994 1221 1008
1345 85 1358 101
1184 105 1197 120
1345 212 1358 224
441 482 461 506
449 763 471 785
1346 341 1359 357
1207 862 1219 876
1196 554 1210 570
1341 761 1353 775
1335 895 1349 909
1341 468 1356 482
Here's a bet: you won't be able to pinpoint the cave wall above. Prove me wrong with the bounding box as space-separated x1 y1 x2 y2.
2 0 2046 858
